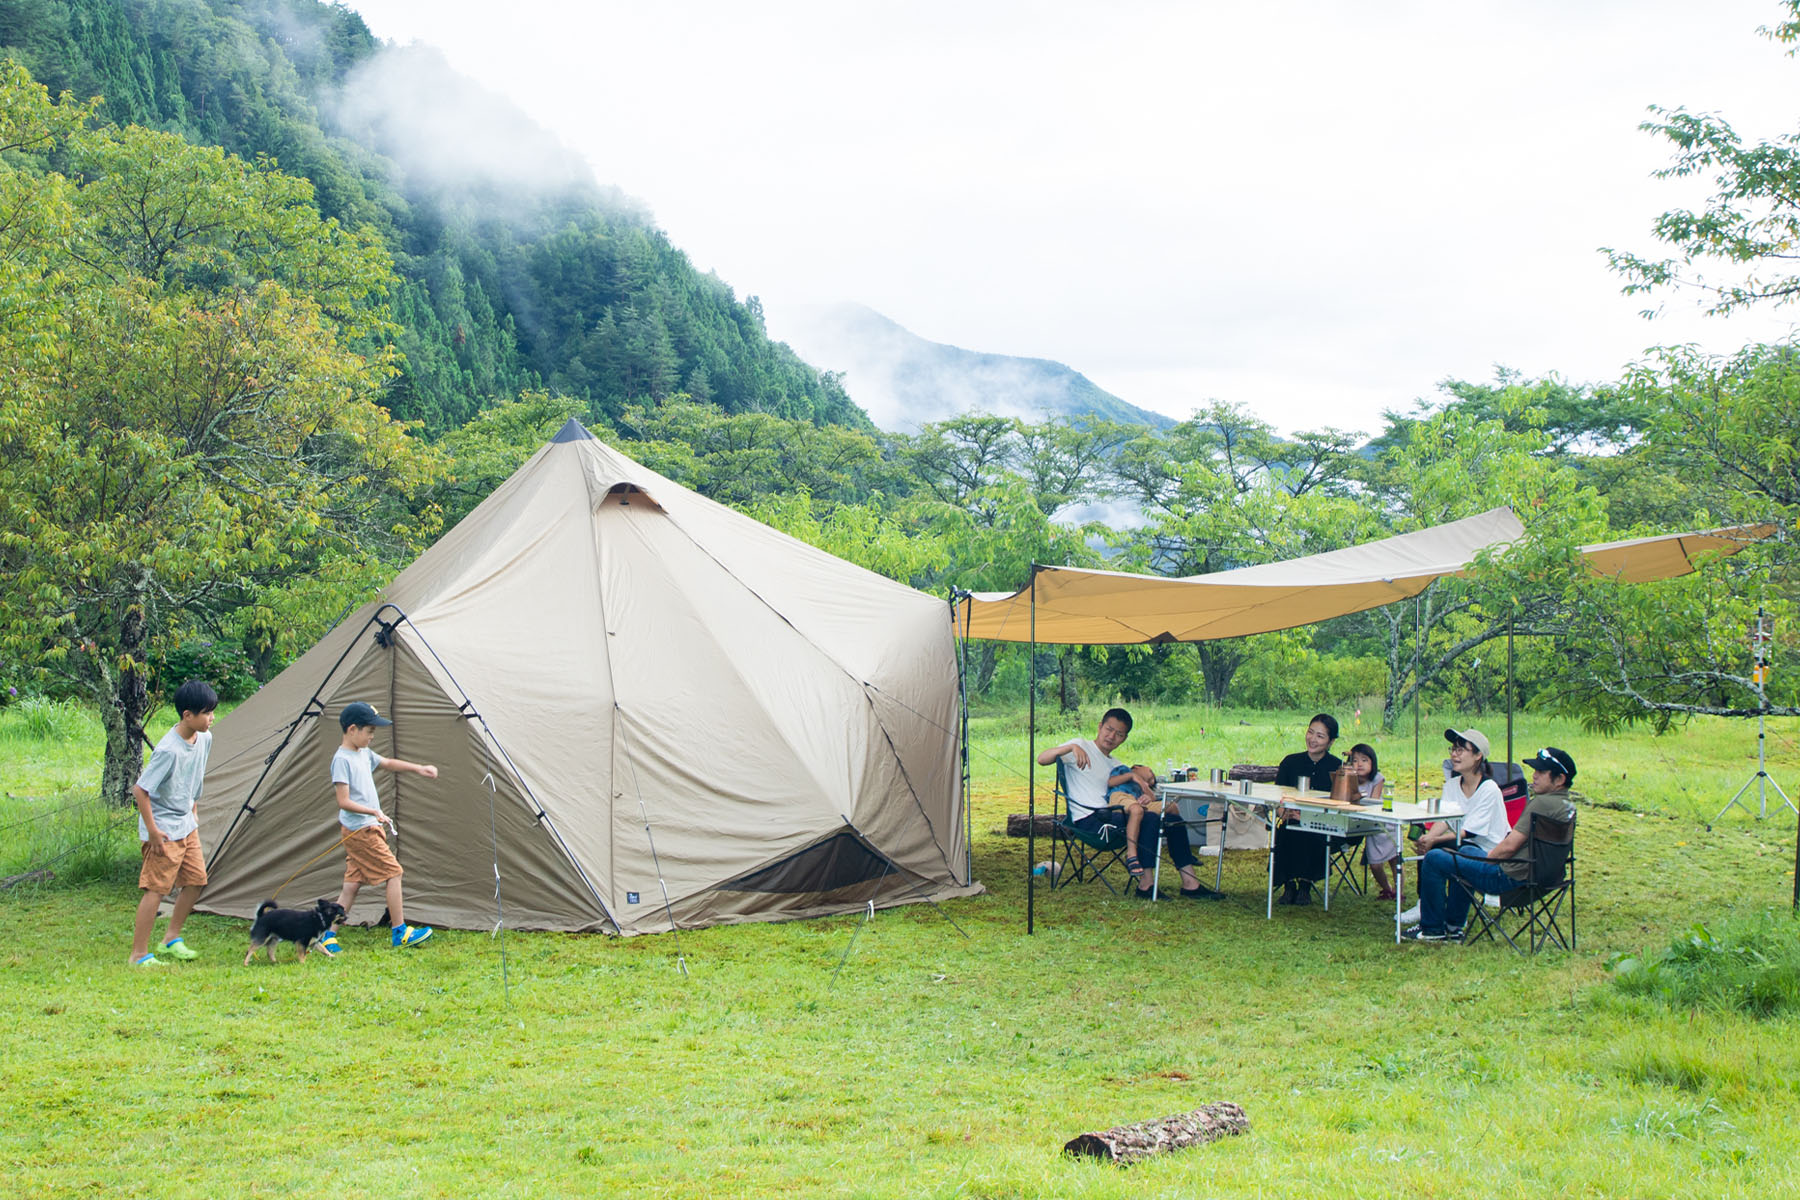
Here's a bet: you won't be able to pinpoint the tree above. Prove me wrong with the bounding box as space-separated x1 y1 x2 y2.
0 69 441 804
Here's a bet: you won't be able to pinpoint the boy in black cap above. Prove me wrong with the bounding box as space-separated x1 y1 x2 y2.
1406 745 1578 942
316 701 439 954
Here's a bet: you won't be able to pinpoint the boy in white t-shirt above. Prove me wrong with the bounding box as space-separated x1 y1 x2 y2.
314 701 440 954
127 679 219 965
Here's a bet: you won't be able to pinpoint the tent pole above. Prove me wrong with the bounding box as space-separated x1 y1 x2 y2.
954 590 973 886
1028 569 1038 936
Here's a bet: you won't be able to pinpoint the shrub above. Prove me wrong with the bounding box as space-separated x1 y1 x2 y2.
1607 912 1800 1019
156 638 259 702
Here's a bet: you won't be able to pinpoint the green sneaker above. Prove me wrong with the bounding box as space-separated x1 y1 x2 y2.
132 953 164 967
160 937 198 961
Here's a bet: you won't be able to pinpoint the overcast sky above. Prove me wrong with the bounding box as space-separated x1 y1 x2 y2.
348 0 1800 434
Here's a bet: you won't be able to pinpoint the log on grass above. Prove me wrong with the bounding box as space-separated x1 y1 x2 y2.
1006 813 1058 837
1063 1102 1250 1165
1 869 54 889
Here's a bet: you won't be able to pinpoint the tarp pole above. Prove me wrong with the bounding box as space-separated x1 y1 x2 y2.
1506 624 1515 767
1028 569 1038 936
1412 593 1422 807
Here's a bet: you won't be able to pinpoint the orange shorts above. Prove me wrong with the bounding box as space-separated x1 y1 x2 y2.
342 825 403 885
139 830 208 893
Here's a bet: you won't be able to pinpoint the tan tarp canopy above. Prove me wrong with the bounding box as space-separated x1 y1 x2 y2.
196 420 978 935
955 508 1774 645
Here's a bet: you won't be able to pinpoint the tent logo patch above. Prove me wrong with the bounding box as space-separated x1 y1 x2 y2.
626 892 639 904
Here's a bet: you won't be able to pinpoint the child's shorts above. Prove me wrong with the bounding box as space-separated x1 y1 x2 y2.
342 825 404 885
139 830 208 893
1108 780 1144 801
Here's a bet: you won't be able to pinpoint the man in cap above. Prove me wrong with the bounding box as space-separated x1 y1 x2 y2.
1404 746 1579 943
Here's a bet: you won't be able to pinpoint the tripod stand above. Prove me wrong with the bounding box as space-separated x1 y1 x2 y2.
1710 614 1795 826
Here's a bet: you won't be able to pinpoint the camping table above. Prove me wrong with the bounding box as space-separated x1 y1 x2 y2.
1159 780 1466 943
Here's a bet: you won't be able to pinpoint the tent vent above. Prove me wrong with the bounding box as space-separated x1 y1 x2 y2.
719 831 901 895
551 418 594 443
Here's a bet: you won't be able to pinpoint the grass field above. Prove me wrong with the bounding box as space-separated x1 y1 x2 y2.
3 700 1799 1198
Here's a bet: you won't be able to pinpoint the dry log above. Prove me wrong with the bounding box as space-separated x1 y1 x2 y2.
1006 813 1059 837
1227 763 1278 782
1 869 54 889
1063 1102 1250 1165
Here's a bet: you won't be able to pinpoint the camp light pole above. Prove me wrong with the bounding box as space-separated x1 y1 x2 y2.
1027 568 1038 935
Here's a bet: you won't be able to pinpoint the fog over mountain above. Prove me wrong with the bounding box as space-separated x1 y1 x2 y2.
778 303 1176 432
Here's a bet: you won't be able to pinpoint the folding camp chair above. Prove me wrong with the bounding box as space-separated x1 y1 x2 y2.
1455 811 1576 953
1327 836 1369 898
1050 760 1129 893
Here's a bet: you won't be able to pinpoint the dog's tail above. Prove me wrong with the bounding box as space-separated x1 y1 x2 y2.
255 899 278 917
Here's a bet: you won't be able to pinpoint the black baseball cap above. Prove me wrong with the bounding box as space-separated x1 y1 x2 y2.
1522 746 1577 781
339 701 393 731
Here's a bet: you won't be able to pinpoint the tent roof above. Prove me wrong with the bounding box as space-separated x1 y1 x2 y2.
955 508 1775 645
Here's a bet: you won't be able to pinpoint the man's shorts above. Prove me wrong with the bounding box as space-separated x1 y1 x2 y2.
139 830 208 893
342 825 403 885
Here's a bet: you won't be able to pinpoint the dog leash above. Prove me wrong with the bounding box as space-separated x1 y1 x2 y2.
271 829 353 899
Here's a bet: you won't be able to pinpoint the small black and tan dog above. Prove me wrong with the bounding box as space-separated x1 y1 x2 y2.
243 898 346 965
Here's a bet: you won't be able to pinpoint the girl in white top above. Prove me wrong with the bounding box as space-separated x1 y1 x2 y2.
1418 727 1509 853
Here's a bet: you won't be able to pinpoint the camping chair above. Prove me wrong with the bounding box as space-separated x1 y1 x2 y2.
1327 835 1370 899
1050 759 1129 893
1454 811 1576 954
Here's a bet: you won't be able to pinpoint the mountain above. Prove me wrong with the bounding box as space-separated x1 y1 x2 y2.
778 303 1175 432
0 0 865 434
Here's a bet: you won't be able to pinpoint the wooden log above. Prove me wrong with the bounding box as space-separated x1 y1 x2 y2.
1063 1102 1250 1165
1006 813 1058 837
1 869 54 889
1227 763 1278 783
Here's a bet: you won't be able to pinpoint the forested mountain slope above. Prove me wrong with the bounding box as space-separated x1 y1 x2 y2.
0 0 864 433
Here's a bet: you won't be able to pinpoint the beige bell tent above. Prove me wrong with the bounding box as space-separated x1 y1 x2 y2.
195 419 979 935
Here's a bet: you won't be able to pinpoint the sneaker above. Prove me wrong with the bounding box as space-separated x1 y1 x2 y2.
1446 926 1466 942
1399 902 1422 926
316 931 342 957
159 937 198 961
391 924 433 948
132 953 165 967
1401 926 1449 942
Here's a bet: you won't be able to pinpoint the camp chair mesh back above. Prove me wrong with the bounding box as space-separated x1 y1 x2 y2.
1457 811 1576 953
1051 759 1128 893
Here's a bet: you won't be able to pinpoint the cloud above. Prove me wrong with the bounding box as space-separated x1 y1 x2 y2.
320 42 597 199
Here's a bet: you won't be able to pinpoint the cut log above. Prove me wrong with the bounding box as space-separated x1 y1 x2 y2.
1006 813 1058 838
1227 764 1278 783
1063 1102 1250 1165
1 869 54 889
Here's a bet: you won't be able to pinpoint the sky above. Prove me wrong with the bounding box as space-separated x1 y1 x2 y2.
346 0 1800 434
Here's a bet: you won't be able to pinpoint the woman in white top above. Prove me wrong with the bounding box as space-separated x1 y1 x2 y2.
1417 726 1509 854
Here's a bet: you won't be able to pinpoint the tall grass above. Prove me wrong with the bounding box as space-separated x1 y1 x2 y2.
1608 911 1800 1018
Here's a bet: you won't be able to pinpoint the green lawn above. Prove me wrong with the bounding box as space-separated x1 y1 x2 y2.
3 701 1798 1198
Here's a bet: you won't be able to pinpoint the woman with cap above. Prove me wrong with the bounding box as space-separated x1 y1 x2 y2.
1417 727 1511 855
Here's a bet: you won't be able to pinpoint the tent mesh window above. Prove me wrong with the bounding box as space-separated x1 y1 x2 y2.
719 831 906 894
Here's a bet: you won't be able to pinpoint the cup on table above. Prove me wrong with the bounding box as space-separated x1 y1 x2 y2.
1210 767 1227 785
1295 779 1311 799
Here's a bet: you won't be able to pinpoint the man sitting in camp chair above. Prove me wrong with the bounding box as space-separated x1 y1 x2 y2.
1037 707 1220 900
1404 747 1579 942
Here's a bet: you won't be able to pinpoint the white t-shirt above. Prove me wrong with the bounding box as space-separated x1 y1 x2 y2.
135 726 211 842
1440 776 1508 848
331 745 386 831
1056 738 1128 821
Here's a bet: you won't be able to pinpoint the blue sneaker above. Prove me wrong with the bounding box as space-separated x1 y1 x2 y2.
315 931 342 957
391 924 433 948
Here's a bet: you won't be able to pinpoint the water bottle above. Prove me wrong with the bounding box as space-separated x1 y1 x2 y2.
1380 779 1392 812
1032 860 1056 877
